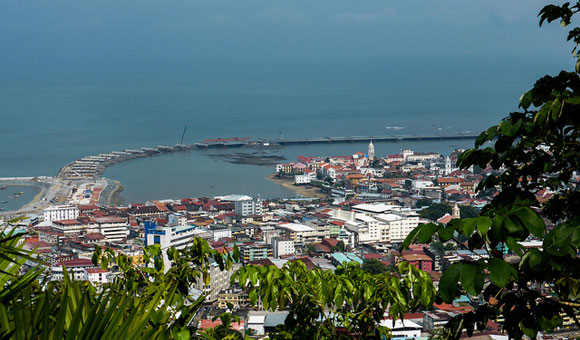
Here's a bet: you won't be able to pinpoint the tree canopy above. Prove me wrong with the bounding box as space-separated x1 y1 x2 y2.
403 2 580 338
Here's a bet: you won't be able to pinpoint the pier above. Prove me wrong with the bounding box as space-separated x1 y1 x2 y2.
58 133 478 179
275 133 479 145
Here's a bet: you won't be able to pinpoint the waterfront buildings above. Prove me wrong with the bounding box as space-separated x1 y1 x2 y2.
14 147 516 338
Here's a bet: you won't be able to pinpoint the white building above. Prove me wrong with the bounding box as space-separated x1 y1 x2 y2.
272 237 295 258
368 141 375 162
52 219 86 235
380 319 422 339
375 212 422 244
146 223 209 270
84 268 110 284
50 259 96 281
89 216 129 243
216 194 263 216
278 223 324 246
44 205 79 223
412 179 434 190
195 261 241 302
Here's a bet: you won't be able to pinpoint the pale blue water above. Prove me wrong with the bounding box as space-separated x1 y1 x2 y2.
0 186 40 212
0 58 568 204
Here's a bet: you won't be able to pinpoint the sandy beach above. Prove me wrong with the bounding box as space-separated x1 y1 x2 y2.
105 180 124 206
265 174 327 199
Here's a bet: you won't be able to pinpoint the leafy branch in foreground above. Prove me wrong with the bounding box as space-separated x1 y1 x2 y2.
0 222 239 339
233 260 435 339
402 3 580 338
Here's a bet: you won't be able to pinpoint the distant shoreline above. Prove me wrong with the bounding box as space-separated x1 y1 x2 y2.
265 174 326 199
105 180 124 206
0 181 49 213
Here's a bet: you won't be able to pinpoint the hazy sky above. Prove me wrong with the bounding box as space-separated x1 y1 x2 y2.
0 0 573 84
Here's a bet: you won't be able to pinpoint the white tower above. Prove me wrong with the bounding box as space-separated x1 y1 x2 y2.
452 203 460 219
444 156 452 175
368 140 375 163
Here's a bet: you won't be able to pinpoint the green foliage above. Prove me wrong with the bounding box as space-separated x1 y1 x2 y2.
330 240 346 253
459 205 479 219
419 203 452 221
0 220 239 340
403 3 580 338
361 258 388 274
233 260 435 339
415 199 432 208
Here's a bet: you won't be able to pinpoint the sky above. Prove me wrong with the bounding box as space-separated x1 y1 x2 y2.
0 0 574 85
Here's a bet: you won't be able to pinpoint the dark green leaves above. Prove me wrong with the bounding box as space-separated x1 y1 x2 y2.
401 223 439 250
511 207 545 238
488 258 517 288
460 262 485 297
440 263 462 303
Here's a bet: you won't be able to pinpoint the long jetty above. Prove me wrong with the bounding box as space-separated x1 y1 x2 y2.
58 133 478 179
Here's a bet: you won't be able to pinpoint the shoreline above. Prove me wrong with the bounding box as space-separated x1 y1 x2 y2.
265 174 327 199
104 180 124 206
0 181 49 214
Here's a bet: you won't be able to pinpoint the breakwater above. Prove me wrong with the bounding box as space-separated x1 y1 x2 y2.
58 133 478 180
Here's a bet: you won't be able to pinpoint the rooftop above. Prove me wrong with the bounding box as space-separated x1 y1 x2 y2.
278 223 315 232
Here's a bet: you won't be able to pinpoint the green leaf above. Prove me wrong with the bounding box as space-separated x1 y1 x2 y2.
439 263 463 303
519 90 533 109
249 290 258 305
172 327 190 340
401 227 420 250
438 225 454 242
476 216 492 235
503 216 524 236
460 218 477 236
488 258 517 288
512 207 545 238
460 262 484 296
417 223 439 243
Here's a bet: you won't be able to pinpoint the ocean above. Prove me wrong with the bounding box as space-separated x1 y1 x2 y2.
0 58 564 205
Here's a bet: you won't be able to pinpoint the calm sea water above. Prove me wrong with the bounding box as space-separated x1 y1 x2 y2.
0 186 40 212
0 58 564 204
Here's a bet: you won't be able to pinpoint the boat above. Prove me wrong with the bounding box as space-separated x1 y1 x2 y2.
0 186 6 190
0 201 7 204
8 196 18 199
13 192 23 195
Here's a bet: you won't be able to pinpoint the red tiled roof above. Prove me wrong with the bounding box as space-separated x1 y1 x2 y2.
54 219 81 226
85 268 108 274
60 259 95 267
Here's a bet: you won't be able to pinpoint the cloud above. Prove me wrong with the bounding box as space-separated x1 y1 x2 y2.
327 8 397 23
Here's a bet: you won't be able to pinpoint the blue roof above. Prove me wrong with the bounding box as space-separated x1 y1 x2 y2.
331 252 363 265
346 252 363 264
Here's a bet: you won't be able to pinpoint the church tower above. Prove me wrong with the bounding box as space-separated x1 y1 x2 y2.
368 140 375 163
452 203 460 219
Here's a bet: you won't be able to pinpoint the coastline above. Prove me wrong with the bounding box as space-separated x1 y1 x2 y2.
0 180 50 214
265 174 327 199
105 180 124 206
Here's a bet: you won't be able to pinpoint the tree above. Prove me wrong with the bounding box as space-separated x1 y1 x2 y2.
361 258 388 274
459 205 479 219
0 219 239 339
233 261 435 339
330 240 346 252
415 199 432 208
403 3 580 338
419 203 451 221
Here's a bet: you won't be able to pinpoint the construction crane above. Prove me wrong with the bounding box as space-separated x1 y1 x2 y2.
179 125 187 145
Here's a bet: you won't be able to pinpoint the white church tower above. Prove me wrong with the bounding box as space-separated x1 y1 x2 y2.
444 156 452 175
368 140 375 163
452 203 460 219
